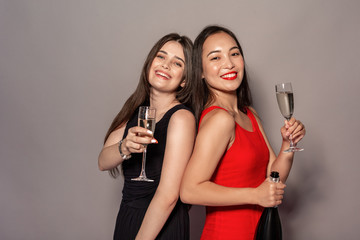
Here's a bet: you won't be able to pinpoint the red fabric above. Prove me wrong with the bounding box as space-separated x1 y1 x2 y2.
199 106 269 240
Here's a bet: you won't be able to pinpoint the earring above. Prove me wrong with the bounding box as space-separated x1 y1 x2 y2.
180 80 186 88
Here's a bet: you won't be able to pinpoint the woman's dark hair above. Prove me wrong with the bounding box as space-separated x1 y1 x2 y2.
191 25 252 122
104 33 193 178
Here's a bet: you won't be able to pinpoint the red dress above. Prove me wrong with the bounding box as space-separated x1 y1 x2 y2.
199 106 269 240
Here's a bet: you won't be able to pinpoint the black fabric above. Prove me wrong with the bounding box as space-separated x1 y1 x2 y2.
113 104 192 240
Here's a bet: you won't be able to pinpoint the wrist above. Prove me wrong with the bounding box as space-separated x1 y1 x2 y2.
119 139 131 160
281 138 291 148
249 187 259 205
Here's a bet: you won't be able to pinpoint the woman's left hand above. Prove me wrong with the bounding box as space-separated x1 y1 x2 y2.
281 117 306 144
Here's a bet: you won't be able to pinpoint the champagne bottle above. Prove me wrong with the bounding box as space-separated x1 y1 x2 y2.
255 171 282 240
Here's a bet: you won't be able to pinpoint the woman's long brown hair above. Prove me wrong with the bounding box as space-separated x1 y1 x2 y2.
104 33 193 178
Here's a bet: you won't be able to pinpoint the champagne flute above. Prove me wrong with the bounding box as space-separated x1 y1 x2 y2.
131 106 156 182
275 83 304 152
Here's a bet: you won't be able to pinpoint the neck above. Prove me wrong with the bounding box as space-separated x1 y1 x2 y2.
149 90 179 121
210 89 239 113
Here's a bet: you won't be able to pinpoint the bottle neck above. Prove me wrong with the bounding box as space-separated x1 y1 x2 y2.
270 176 280 183
269 171 280 208
270 171 280 183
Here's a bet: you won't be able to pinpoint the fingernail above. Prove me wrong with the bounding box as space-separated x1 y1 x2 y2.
147 130 153 134
151 139 158 144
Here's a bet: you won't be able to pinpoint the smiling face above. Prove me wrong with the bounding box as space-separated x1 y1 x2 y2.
148 41 186 94
201 31 244 93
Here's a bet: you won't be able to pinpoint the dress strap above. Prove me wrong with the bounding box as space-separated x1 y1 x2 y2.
245 107 261 133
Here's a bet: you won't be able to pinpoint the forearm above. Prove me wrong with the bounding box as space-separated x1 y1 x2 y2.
135 192 178 240
98 143 124 171
270 140 294 182
181 180 256 207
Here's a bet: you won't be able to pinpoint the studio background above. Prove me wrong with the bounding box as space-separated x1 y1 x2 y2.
1 0 359 239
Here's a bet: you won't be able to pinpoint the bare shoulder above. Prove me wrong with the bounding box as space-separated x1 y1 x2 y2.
167 109 196 142
200 107 235 131
169 108 195 126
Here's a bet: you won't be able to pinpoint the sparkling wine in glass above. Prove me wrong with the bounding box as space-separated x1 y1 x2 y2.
275 83 304 152
131 106 156 182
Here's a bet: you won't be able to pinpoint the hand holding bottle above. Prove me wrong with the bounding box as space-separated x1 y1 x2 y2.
255 171 283 240
255 177 286 208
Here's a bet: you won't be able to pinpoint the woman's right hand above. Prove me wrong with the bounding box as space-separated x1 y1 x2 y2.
121 127 158 155
255 178 286 207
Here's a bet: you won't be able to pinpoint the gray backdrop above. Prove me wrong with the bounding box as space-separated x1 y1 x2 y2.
1 0 359 239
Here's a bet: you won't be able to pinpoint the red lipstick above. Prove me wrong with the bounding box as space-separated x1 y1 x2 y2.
220 71 237 80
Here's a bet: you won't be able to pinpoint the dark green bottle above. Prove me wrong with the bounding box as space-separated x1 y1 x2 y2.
255 171 282 240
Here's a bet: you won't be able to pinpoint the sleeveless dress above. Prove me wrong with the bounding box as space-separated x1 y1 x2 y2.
113 104 191 240
199 106 269 240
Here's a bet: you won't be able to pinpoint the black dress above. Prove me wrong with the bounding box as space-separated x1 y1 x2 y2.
113 104 191 240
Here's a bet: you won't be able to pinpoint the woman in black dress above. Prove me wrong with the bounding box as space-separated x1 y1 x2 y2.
98 33 195 240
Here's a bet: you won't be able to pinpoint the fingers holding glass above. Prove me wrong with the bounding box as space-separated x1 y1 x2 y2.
275 83 304 152
125 127 157 153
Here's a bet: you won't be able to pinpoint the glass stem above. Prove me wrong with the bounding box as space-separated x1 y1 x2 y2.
140 146 147 177
289 136 295 148
286 117 295 149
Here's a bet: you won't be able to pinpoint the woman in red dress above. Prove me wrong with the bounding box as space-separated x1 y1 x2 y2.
180 25 306 239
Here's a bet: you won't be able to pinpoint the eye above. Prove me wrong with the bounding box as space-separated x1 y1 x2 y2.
210 56 220 61
231 52 240 56
174 61 183 67
156 54 165 59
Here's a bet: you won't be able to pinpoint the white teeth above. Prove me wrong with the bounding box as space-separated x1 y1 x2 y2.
156 71 170 79
222 73 236 78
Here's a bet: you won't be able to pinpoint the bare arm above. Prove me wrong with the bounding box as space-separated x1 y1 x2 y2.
180 109 285 207
98 126 126 171
249 107 305 183
98 124 156 171
135 110 196 240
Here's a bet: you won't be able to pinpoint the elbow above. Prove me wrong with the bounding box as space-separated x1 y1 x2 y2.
98 158 111 171
98 163 106 171
168 194 179 208
180 183 195 204
98 154 108 171
98 160 106 171
180 179 207 205
180 191 189 205
165 190 180 207
158 191 179 209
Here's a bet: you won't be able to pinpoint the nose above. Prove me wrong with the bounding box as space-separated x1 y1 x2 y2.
223 56 235 69
162 59 170 69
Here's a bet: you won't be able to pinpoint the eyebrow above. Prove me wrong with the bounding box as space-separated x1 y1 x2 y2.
206 46 240 57
159 50 185 64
